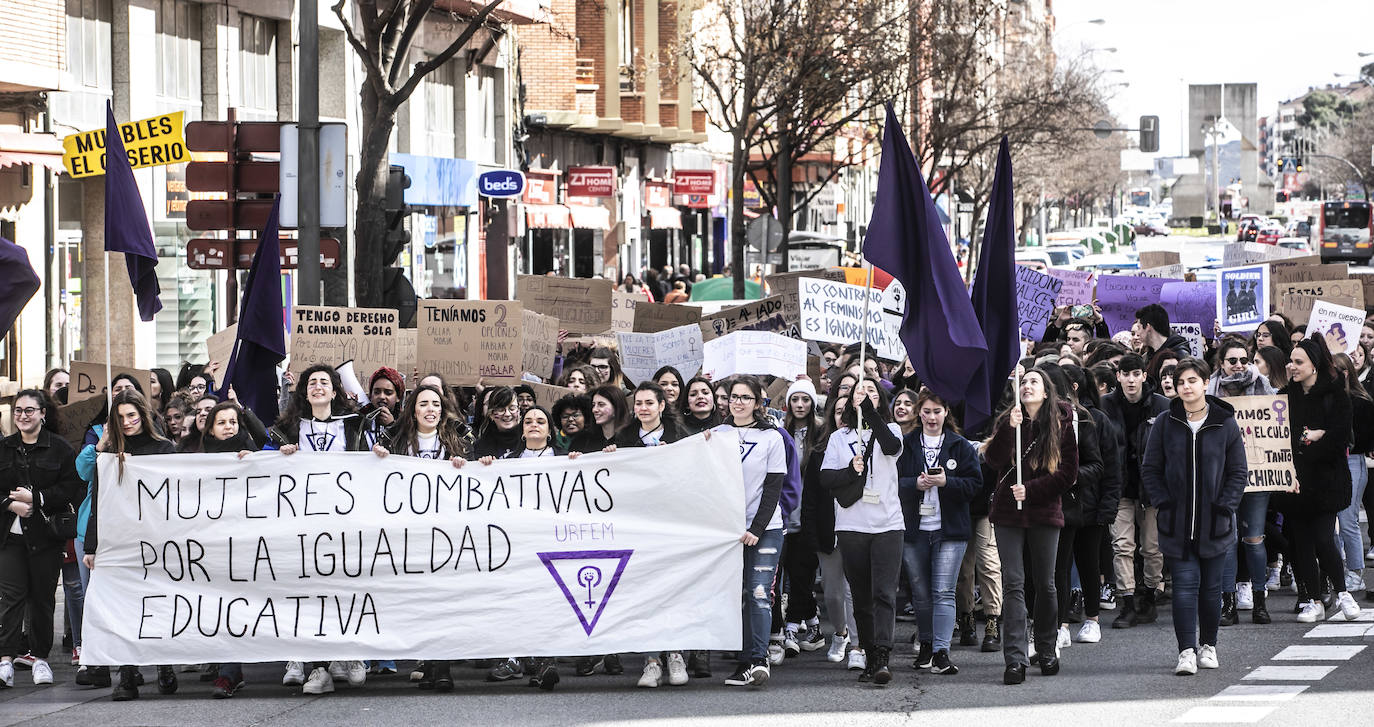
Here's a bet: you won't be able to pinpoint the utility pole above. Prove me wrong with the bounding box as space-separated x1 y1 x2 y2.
298 0 322 305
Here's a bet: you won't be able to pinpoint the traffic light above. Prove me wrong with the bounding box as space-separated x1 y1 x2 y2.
381 164 417 326
1139 115 1159 153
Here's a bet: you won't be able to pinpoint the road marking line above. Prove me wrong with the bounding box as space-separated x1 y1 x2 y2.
1325 611 1374 622
1209 684 1309 701
1271 645 1365 660
1171 705 1277 723
1302 623 1372 638
1241 665 1337 680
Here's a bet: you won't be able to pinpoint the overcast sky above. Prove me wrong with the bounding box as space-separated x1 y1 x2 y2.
1052 0 1374 157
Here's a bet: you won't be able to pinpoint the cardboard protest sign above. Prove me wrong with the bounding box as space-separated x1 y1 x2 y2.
289 306 398 379
1274 279 1363 326
205 325 238 386
609 291 637 334
68 361 154 405
632 302 703 333
1221 242 1304 267
1097 275 1181 334
702 331 807 381
1138 264 1186 280
1015 265 1063 341
416 300 523 385
395 329 417 380
516 275 614 334
521 310 560 381
562 334 618 351
1138 250 1180 269
615 324 705 384
1048 268 1094 306
1169 323 1204 357
530 382 574 410
1308 300 1366 354
57 395 107 448
1159 282 1218 338
768 268 848 325
1230 395 1297 493
1216 265 1269 333
700 295 793 341
798 278 904 360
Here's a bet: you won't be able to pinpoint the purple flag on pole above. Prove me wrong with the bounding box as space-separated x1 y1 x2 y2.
966 137 1020 432
862 104 987 406
103 102 162 321
220 195 286 423
0 236 40 338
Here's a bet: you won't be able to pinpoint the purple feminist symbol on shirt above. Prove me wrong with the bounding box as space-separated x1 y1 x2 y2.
538 550 633 636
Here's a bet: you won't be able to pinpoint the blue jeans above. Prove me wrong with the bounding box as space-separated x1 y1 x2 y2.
1339 454 1368 571
1168 552 1225 653
62 557 84 649
902 532 967 652
742 530 784 663
1222 492 1271 592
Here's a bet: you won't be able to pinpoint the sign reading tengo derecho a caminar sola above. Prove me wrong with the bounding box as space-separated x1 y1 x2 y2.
82 434 745 664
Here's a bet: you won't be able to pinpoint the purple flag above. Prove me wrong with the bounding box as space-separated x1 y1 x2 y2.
220 195 286 424
862 104 987 406
102 102 162 321
966 138 1020 432
0 236 40 338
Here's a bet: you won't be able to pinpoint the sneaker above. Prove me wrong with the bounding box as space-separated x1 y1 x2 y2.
798 623 826 651
1296 599 1326 623
602 653 624 675
410 662 428 681
723 663 753 686
828 631 850 663
1345 570 1366 593
72 646 81 666
767 640 784 666
897 603 917 622
32 659 53 686
1237 582 1254 610
783 626 801 658
1265 566 1282 592
328 661 349 682
1075 620 1102 643
211 676 241 699
302 666 334 694
1337 591 1362 620
847 647 866 671
575 656 601 676
1056 626 1072 650
283 661 306 686
75 665 90 685
488 657 525 682
343 660 366 686
530 662 559 691
13 653 35 669
1099 584 1117 610
637 659 662 688
1197 644 1219 669
1175 648 1198 676
930 649 958 675
665 652 689 686
747 661 771 686
914 641 933 669
156 666 178 694
0 661 13 688
1366 547 1374 563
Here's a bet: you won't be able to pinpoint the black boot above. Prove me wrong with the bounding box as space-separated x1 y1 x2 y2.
687 650 712 678
857 644 876 682
1112 595 1139 629
957 612 977 647
112 666 139 702
86 665 111 688
1293 582 1309 615
1067 590 1085 624
1003 662 1026 685
433 661 453 692
1219 592 1238 626
1252 590 1272 624
872 646 892 686
156 666 178 695
981 615 1002 653
1136 589 1159 624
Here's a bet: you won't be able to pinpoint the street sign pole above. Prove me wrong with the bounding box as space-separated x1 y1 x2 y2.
298 0 321 305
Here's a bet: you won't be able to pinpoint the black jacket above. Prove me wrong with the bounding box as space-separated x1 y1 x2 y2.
613 418 688 448
1100 386 1170 503
1350 394 1374 456
799 430 838 553
569 427 615 454
83 433 177 554
473 425 523 459
1061 407 1105 530
1140 396 1248 560
0 430 85 551
1083 406 1123 525
268 414 366 452
1276 377 1353 515
896 429 982 540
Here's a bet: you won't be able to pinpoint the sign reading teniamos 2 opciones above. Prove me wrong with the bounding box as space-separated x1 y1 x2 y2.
799 277 904 360
62 111 188 178
81 435 745 664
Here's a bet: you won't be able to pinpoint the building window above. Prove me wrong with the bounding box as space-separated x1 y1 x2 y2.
476 65 499 163
239 13 277 118
156 0 202 103
66 0 112 90
619 0 635 90
424 56 457 157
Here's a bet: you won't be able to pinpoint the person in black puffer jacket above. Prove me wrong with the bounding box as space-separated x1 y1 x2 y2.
1332 353 1373 594
1062 365 1122 642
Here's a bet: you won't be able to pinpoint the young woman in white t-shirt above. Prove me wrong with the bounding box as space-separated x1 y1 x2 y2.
819 376 903 685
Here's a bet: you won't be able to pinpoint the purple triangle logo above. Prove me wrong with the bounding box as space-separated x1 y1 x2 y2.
538 549 633 636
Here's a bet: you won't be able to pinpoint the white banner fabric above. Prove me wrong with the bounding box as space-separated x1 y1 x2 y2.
83 434 745 664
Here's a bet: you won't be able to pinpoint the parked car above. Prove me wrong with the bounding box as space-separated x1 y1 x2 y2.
1044 244 1087 267
1133 220 1169 237
1015 249 1052 271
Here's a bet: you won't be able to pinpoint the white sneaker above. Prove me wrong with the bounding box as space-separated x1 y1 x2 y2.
1175 648 1198 676
1075 620 1102 643
1366 547 1374 563
302 666 334 694
783 626 801 658
282 661 305 686
1345 570 1366 593
827 632 850 663
328 661 348 681
1197 644 1219 669
767 640 784 666
847 647 866 671
31 659 52 685
343 660 366 686
665 652 689 686
1265 567 1281 592
1237 582 1253 610
637 659 662 688
746 662 770 685
1337 591 1362 621
1 660 14 687
1056 625 1072 650
1297 599 1326 623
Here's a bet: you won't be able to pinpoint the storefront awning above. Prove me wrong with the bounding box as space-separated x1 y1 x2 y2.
568 203 612 231
525 203 572 229
0 131 66 173
646 206 682 230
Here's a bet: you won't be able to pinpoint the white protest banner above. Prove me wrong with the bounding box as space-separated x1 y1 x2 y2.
1216 265 1270 333
82 437 745 664
615 324 704 384
1015 265 1063 341
1048 268 1094 306
1308 300 1365 354
702 331 807 381
1230 395 1297 493
798 277 904 360
1169 323 1203 357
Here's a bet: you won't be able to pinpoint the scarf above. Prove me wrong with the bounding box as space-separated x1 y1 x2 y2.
1218 368 1258 396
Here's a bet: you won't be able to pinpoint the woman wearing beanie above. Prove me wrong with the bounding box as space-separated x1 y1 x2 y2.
363 366 406 448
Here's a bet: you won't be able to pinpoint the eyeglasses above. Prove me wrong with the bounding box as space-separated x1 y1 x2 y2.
560 411 583 420
591 364 612 372
728 394 756 403
187 383 207 391
1225 356 1249 365
12 407 41 418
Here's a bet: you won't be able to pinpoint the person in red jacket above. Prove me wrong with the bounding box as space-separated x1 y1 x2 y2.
983 367 1079 685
